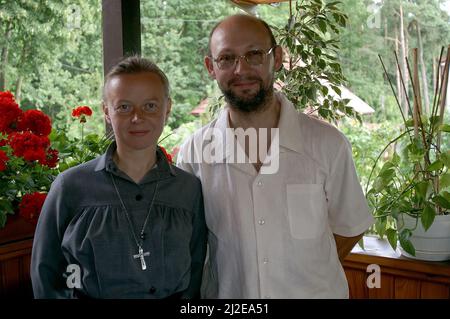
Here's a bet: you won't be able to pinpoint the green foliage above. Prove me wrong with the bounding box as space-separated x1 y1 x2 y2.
340 119 400 187
140 0 238 129
0 0 105 140
366 114 450 255
273 0 358 123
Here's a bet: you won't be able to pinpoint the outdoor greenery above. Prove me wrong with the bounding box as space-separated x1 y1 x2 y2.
1 0 450 237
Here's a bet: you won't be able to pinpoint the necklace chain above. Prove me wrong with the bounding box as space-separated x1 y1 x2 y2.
109 173 159 249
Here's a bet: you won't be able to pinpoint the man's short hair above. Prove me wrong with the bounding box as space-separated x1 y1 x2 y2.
103 56 170 99
207 14 277 57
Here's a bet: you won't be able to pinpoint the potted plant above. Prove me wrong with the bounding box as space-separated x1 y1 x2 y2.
366 46 450 261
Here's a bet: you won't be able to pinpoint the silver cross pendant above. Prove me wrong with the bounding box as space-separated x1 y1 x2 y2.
133 246 150 270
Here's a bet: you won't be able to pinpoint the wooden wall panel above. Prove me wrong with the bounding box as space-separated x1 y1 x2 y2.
394 278 421 298
0 239 33 298
345 269 368 298
420 282 450 299
368 273 394 299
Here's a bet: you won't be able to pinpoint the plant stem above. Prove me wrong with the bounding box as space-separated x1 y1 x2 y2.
365 128 414 194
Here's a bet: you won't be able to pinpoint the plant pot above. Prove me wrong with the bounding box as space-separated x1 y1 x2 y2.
0 213 36 245
399 214 450 262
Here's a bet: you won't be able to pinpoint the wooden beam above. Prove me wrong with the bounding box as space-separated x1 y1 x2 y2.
102 0 141 76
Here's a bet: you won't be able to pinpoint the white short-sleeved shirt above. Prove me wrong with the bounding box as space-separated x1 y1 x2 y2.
177 92 374 299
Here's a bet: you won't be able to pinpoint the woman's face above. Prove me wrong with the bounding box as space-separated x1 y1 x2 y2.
103 72 171 152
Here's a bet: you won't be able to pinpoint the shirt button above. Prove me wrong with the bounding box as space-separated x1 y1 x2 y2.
258 219 265 225
263 258 269 264
149 286 156 294
264 295 271 299
257 181 263 186
136 194 143 201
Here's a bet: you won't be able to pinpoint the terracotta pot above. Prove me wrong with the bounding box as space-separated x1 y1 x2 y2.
0 213 36 245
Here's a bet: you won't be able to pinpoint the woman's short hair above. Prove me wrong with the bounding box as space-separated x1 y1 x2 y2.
103 56 170 99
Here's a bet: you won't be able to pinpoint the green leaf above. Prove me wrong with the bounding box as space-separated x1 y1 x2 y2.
375 217 387 238
318 20 327 33
415 181 430 201
421 204 436 231
440 151 450 167
427 159 444 172
317 59 326 69
439 124 450 132
313 47 322 56
442 191 450 202
405 119 415 127
400 238 416 256
440 173 450 190
432 194 450 209
331 85 341 96
392 152 401 166
386 228 398 251
379 168 395 183
372 176 385 193
399 229 415 256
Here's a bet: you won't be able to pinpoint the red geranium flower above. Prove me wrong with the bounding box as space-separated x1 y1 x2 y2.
0 150 8 171
8 132 50 163
72 106 93 123
0 91 23 134
43 148 59 168
159 145 173 164
17 109 52 136
19 192 47 224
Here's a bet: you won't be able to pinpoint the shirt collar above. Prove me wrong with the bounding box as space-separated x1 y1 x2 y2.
275 91 304 155
94 141 176 182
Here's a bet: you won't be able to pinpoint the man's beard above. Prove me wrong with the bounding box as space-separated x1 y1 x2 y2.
221 77 273 113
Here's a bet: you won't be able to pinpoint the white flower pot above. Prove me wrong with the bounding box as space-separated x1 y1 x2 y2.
399 214 450 261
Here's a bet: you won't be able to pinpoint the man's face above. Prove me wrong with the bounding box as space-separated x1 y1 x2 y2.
205 17 282 112
103 72 171 152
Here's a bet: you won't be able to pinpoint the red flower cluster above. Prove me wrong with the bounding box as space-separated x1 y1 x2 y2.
0 91 22 134
18 109 52 136
45 148 59 168
0 150 8 171
9 132 50 163
19 192 47 224
159 146 173 164
72 106 93 123
0 90 59 168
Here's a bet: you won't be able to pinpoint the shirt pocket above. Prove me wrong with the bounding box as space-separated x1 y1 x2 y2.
286 184 327 239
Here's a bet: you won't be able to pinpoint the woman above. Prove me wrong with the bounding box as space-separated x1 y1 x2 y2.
31 56 207 299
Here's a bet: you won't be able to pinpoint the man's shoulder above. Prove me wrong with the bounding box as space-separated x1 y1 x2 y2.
179 115 222 149
295 112 350 150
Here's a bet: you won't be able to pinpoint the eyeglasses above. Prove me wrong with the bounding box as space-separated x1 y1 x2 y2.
212 47 276 70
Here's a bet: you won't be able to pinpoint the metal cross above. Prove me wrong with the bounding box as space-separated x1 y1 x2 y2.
133 246 150 270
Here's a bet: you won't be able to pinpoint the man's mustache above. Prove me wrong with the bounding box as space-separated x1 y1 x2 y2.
228 76 262 86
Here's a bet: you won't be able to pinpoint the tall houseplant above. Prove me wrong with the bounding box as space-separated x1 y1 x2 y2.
366 46 450 261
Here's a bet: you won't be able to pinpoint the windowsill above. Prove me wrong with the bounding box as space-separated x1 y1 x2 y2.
344 236 450 279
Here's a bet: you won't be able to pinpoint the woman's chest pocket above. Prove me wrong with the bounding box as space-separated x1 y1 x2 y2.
286 184 328 239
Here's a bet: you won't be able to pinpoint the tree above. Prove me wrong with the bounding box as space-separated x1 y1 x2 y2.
140 0 237 129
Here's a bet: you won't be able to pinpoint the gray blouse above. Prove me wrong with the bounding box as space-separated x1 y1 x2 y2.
31 143 207 299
